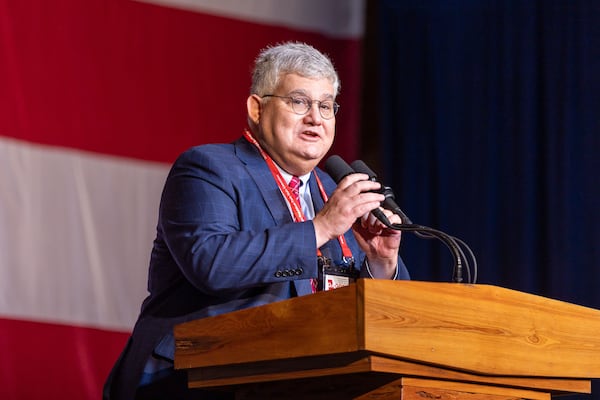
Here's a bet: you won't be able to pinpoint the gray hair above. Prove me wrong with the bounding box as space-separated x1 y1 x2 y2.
250 42 340 97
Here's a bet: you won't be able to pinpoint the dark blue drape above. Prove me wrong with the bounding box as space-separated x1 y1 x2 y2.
365 1 599 397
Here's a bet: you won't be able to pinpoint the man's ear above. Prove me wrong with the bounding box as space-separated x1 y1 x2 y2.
246 94 262 125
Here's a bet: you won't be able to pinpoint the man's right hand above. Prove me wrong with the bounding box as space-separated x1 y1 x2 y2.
312 173 384 247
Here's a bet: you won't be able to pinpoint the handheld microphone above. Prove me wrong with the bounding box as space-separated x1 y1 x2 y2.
323 155 391 225
323 155 355 183
350 160 413 224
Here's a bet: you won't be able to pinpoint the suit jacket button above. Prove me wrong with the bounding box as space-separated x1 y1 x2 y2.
275 271 282 278
295 268 303 275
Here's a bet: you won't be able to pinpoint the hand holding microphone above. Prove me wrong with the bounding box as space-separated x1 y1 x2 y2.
321 155 402 243
312 157 388 247
324 156 411 226
350 160 413 224
321 155 402 278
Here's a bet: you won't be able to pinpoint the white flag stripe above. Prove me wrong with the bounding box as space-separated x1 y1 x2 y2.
136 0 366 38
0 137 168 331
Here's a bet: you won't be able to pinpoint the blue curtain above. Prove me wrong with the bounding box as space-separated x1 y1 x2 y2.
365 1 599 396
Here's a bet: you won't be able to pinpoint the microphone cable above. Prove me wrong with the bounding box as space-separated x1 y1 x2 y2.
373 213 477 284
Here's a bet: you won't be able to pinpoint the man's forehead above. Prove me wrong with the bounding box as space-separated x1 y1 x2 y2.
277 73 335 97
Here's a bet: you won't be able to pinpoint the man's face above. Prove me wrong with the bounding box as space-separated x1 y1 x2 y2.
252 73 336 176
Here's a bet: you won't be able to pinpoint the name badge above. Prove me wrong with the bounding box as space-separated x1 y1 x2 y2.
317 256 358 291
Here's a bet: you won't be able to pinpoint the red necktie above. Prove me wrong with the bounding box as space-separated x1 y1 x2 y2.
288 176 301 204
288 176 318 293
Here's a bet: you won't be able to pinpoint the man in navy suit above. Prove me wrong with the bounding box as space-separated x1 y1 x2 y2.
104 41 410 399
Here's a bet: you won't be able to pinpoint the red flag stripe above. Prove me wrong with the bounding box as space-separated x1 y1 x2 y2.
0 318 129 399
0 0 362 164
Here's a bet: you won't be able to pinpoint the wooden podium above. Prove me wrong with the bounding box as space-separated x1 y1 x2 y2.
174 280 600 399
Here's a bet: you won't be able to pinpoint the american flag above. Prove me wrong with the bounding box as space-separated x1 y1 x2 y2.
0 0 364 398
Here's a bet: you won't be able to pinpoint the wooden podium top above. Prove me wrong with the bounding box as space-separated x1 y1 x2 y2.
174 280 600 393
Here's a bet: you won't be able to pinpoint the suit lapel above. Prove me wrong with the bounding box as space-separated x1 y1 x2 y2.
235 138 293 224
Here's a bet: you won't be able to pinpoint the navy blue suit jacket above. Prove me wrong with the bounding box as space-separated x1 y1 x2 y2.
104 136 409 399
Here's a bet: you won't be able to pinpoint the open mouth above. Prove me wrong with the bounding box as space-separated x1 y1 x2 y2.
302 130 320 138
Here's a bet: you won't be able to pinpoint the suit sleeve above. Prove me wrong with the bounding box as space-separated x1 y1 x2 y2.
156 146 319 294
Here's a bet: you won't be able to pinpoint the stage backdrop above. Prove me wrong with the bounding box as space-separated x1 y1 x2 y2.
0 0 364 398
366 1 599 398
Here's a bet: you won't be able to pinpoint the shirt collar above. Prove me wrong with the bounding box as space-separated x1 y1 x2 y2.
275 165 311 190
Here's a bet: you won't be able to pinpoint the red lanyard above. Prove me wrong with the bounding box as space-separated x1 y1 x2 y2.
243 130 353 259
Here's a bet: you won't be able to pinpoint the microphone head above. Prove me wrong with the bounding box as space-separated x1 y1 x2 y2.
350 160 377 179
324 155 355 183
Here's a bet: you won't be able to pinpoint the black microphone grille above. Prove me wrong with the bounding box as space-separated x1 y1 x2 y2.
350 160 377 179
324 155 355 183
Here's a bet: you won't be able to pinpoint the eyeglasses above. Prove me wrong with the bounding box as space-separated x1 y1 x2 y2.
262 95 339 119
